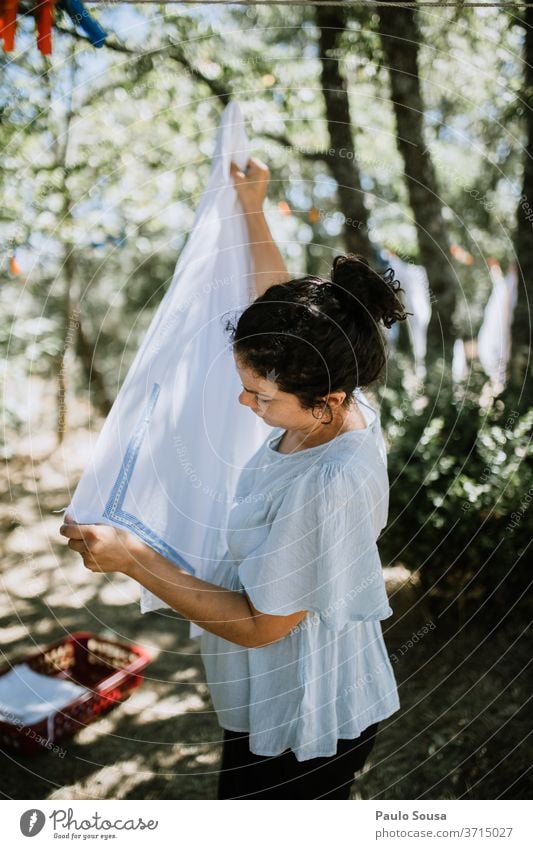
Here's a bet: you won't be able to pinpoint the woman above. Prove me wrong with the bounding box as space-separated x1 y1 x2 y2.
60 157 407 800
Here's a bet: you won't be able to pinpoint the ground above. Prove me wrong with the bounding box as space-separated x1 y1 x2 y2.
1 414 530 800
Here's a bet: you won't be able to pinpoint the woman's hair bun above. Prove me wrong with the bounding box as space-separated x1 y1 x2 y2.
330 253 409 329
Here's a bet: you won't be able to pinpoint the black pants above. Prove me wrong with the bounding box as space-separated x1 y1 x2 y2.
217 722 379 800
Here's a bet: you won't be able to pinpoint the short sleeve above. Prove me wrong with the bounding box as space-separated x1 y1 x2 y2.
237 462 393 631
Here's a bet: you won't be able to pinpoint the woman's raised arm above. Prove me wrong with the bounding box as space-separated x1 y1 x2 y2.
230 157 292 298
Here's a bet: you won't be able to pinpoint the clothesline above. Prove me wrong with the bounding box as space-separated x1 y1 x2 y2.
80 1 533 8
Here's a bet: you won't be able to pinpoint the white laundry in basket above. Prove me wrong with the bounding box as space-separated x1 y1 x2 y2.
0 663 89 726
65 101 271 637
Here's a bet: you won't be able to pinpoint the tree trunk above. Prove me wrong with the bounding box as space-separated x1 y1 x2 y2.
510 6 533 399
378 2 457 362
315 4 372 258
50 48 112 440
53 51 77 445
75 319 113 416
55 247 77 444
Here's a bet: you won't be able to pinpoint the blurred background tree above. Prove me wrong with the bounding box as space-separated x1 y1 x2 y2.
1 1 531 617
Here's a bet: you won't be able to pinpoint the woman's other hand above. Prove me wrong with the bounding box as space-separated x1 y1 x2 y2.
59 513 145 576
230 157 270 213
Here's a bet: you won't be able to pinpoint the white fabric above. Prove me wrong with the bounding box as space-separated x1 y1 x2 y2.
65 102 271 636
0 663 89 726
383 251 431 378
452 338 468 383
477 261 517 388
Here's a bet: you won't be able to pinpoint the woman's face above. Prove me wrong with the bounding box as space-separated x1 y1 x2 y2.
234 355 332 429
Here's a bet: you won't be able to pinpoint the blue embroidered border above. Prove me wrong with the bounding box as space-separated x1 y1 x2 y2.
103 381 195 575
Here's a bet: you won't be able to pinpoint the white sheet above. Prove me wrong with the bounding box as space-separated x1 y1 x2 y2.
477 261 517 388
0 663 89 726
384 250 431 379
65 101 272 636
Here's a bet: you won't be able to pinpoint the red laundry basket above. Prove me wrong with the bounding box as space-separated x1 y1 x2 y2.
0 631 152 756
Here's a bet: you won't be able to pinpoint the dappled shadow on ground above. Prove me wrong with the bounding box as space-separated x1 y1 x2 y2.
1 437 531 800
1 595 222 800
353 611 532 801
1 437 221 799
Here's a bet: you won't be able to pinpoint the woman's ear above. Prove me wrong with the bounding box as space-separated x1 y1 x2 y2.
324 391 347 410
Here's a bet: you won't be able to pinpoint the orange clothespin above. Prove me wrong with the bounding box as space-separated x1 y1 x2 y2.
10 253 22 276
35 0 55 55
1 0 19 52
277 201 292 216
450 243 474 266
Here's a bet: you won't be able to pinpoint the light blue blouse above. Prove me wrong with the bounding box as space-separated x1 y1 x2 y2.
200 392 400 762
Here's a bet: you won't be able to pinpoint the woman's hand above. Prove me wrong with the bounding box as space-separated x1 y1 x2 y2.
230 156 289 296
59 513 145 576
230 156 270 213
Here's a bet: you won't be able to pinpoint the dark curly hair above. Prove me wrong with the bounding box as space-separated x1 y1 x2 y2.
224 253 409 423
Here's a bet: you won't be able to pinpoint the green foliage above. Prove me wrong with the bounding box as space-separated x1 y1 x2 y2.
378 363 532 617
1 3 531 598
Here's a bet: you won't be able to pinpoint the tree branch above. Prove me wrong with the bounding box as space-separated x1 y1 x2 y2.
55 24 328 162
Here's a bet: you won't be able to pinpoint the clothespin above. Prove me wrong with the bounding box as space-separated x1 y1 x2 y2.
35 0 55 55
1 0 107 55
10 252 22 276
1 0 19 52
450 243 474 266
58 0 107 48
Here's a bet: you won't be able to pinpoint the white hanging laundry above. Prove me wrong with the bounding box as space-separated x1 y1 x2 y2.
477 260 517 389
65 101 271 637
383 251 431 378
506 262 518 315
452 338 468 383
